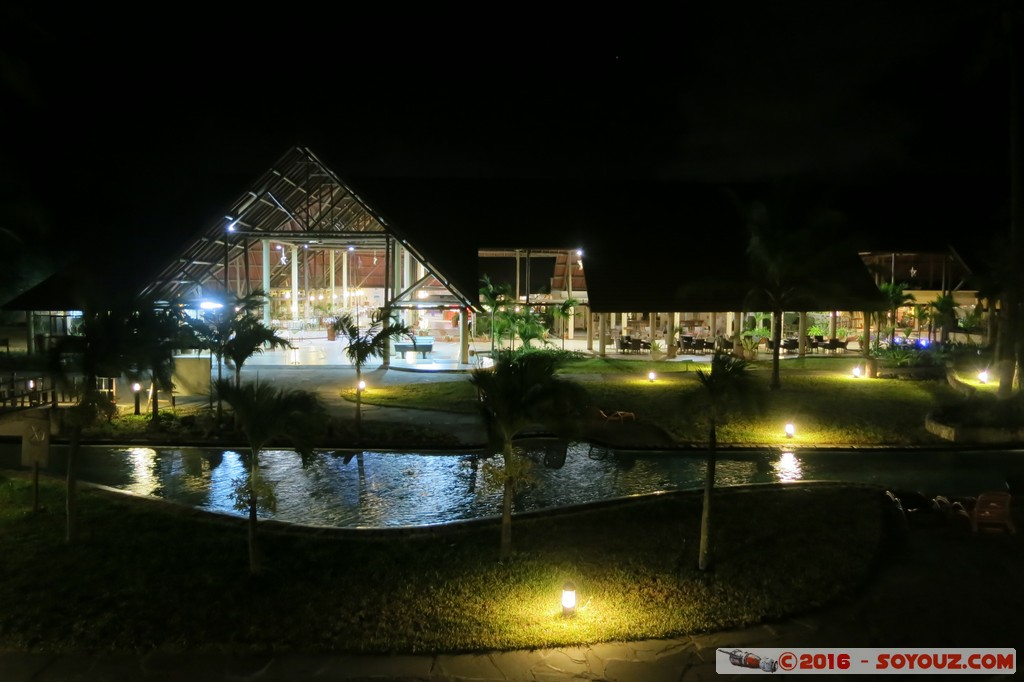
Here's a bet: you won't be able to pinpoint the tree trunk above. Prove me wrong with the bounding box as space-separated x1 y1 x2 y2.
770 309 783 390
699 418 717 571
355 366 363 438
65 423 81 543
150 381 159 423
216 352 224 422
248 451 260 574
500 438 514 561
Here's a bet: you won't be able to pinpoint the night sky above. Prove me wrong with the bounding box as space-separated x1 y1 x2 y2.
1 1 1018 290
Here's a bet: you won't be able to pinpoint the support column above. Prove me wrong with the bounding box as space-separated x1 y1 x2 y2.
342 250 349 311
586 307 593 351
515 250 521 300
830 310 838 339
460 308 470 365
262 239 271 327
798 311 808 357
648 312 656 339
291 245 299 322
599 313 607 357
862 311 871 356
709 312 718 341
329 249 336 312
567 260 575 340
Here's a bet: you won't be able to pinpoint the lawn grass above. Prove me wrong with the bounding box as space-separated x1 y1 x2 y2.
0 473 882 654
352 364 962 446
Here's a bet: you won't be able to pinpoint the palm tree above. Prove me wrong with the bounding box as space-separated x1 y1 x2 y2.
469 351 588 560
930 294 959 345
333 309 412 436
215 379 326 574
479 275 512 355
189 289 270 421
222 315 291 388
512 307 549 349
693 351 758 571
48 307 134 543
741 190 865 389
551 297 579 349
127 305 196 424
878 282 916 344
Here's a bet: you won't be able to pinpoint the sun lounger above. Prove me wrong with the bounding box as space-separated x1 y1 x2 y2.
971 491 1016 534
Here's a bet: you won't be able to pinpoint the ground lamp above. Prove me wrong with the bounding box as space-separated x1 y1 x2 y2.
978 370 989 384
852 365 862 378
784 423 795 439
357 380 366 392
648 371 656 382
561 581 576 617
132 382 142 415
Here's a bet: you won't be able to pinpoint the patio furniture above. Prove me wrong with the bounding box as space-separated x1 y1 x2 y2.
971 491 1016 534
394 336 434 358
599 409 636 423
629 338 642 353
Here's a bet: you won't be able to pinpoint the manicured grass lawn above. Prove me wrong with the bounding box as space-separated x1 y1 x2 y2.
352 361 962 446
0 473 881 653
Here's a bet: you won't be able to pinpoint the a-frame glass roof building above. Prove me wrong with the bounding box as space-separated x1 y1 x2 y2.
142 146 476 327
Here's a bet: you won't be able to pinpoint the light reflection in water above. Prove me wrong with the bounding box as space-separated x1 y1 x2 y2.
126 447 159 496
55 443 1023 529
774 451 803 482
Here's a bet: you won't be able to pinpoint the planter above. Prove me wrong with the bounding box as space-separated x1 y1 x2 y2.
327 327 336 342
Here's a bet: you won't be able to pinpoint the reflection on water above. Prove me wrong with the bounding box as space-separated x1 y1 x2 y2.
774 451 803 482
10 443 1024 529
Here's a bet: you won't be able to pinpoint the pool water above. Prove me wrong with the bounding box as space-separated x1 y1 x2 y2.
7 443 1024 528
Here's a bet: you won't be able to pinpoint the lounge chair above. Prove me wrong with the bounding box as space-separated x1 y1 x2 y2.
971 491 1016 534
599 409 636 423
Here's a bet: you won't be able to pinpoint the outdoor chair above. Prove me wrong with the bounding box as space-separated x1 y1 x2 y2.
599 409 636 423
971 491 1016 534
629 338 642 353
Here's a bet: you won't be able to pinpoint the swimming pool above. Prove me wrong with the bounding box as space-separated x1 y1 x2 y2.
4 443 1023 528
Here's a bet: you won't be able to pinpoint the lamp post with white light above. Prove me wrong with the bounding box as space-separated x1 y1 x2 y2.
132 382 142 416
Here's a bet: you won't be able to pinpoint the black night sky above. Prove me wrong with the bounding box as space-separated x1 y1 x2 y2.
1 0 1018 293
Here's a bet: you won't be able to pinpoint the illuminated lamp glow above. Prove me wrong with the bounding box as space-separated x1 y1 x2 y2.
978 370 989 384
357 380 366 392
132 382 142 392
784 423 795 438
648 371 656 382
852 366 862 378
561 582 576 617
199 301 224 310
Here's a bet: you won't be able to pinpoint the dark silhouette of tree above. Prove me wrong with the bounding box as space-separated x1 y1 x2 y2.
742 193 853 390
693 351 759 571
469 351 587 560
215 379 326 574
48 306 133 543
333 309 412 436
479 275 512 355
188 290 270 421
127 306 197 424
223 315 291 389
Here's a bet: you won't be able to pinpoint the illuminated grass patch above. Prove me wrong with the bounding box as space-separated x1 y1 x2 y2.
0 474 880 654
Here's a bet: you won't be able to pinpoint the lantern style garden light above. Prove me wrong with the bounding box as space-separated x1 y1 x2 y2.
561 581 576 617
784 423 795 439
978 370 989 384
132 382 142 415
648 371 656 382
